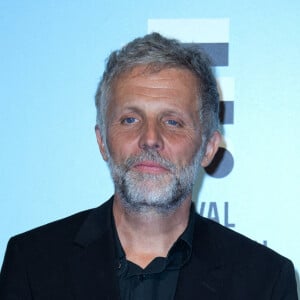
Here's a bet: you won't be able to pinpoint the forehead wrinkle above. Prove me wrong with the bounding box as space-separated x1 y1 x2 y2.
109 66 201 123
117 97 193 114
114 65 199 91
130 88 181 101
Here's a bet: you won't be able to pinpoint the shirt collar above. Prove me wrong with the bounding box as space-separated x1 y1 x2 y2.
167 202 195 268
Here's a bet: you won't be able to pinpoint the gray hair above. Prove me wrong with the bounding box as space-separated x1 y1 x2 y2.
95 32 219 146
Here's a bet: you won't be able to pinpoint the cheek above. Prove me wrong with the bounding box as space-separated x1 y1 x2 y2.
106 130 140 162
106 125 202 166
163 134 202 165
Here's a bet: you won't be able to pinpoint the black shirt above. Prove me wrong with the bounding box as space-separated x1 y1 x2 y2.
113 206 195 300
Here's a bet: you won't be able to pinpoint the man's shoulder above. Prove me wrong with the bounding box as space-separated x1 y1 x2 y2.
194 213 292 267
8 199 112 251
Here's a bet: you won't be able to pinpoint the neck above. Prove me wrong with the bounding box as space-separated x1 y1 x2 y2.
113 193 192 268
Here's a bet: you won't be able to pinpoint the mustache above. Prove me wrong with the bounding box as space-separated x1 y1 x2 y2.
123 150 176 172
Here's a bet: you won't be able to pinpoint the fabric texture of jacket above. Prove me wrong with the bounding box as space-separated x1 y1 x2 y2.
0 198 298 299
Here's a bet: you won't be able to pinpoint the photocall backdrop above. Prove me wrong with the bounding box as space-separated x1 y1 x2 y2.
0 1 299 294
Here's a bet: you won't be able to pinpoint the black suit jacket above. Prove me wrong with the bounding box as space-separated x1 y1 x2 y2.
0 198 298 299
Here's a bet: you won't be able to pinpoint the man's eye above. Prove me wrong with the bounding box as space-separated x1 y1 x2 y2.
166 119 180 127
121 117 138 124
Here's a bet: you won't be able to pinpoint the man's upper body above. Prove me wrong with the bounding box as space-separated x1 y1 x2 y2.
0 32 298 299
0 198 297 299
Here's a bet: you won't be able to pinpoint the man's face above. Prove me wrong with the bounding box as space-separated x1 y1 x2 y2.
96 66 219 213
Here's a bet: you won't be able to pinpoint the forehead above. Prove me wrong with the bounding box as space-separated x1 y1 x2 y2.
110 65 200 106
114 64 198 85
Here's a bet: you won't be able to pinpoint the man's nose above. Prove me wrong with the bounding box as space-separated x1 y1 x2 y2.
138 121 164 150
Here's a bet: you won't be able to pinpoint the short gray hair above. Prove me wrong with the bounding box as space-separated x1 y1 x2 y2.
95 32 219 145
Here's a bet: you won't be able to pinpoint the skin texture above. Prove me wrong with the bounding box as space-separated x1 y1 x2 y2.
95 66 220 267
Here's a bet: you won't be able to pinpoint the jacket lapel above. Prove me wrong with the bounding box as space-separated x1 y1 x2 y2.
66 201 230 300
174 215 227 300
67 199 120 300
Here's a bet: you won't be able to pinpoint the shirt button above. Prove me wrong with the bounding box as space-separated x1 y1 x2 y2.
139 274 146 281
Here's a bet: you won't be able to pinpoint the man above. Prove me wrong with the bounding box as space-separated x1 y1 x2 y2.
0 33 298 299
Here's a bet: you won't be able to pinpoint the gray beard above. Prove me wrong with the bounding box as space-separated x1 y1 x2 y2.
107 149 203 215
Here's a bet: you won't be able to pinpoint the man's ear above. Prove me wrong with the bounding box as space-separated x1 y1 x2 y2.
201 131 221 167
95 125 109 161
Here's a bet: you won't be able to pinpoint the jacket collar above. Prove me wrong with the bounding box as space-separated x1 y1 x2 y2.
68 198 228 300
68 197 121 300
174 214 227 300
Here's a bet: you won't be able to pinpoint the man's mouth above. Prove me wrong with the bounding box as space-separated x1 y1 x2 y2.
132 161 169 174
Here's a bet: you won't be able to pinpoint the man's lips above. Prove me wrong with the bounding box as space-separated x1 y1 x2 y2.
132 161 169 174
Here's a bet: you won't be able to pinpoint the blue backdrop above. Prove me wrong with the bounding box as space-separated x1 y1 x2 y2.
0 1 299 295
